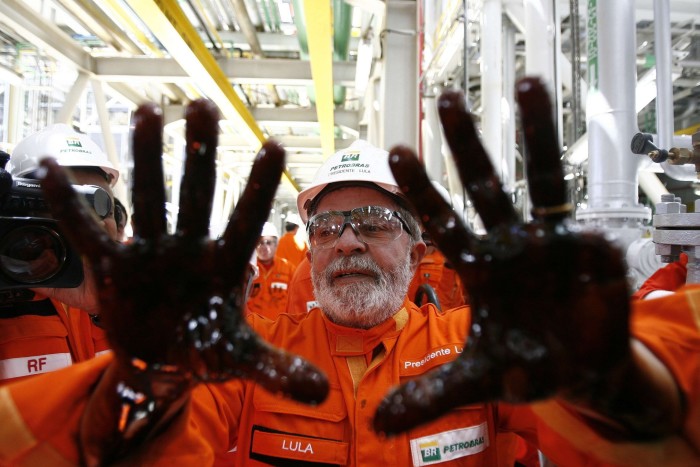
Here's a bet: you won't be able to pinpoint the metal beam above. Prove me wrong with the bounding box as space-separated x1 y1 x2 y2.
0 0 94 72
163 105 359 128
93 57 356 86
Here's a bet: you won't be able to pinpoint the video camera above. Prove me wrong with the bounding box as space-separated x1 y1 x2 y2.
0 151 112 297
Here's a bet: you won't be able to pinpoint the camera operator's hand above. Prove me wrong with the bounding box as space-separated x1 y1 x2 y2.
374 78 681 439
32 258 100 314
38 99 328 463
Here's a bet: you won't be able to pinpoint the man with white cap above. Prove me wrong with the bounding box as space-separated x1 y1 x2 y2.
0 84 697 466
275 212 308 270
246 221 295 320
0 124 120 385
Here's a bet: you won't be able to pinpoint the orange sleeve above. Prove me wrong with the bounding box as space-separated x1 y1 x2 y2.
0 354 112 464
631 253 687 300
502 285 700 466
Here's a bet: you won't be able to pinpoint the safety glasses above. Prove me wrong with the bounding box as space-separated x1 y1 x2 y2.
307 205 412 250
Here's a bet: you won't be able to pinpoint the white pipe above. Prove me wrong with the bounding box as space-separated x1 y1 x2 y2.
91 79 128 206
638 171 670 206
422 91 444 182
56 72 89 125
6 84 21 144
578 0 649 221
523 0 562 144
503 21 516 192
653 0 674 149
480 0 503 173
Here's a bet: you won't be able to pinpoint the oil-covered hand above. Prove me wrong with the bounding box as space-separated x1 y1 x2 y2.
374 78 637 435
38 100 328 404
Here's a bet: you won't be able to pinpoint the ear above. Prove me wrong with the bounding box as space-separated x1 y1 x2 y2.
409 240 426 271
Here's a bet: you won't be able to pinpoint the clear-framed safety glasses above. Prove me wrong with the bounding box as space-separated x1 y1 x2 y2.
306 205 412 250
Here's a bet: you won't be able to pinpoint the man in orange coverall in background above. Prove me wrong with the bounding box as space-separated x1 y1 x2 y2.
246 221 295 320
0 125 119 385
1 80 699 466
275 212 308 271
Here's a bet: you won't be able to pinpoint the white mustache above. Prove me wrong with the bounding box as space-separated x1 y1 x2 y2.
324 255 383 283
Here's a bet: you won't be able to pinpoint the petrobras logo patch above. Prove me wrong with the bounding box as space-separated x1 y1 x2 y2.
409 422 489 466
66 137 83 148
341 152 360 162
418 440 441 462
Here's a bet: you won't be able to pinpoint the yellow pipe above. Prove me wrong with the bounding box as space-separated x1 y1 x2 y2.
303 0 335 158
125 0 300 191
100 0 203 99
676 123 700 136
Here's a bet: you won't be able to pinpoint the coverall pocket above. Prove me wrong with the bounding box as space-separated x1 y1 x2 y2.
406 405 496 466
249 385 349 465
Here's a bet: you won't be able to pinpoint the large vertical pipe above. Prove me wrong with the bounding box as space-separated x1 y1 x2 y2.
380 1 418 150
653 0 674 149
480 0 503 173
577 0 649 223
524 0 562 145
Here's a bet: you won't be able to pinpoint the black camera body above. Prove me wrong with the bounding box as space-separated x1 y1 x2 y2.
0 153 111 295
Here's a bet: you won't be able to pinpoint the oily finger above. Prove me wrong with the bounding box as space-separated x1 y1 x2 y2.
388 145 477 268
131 103 167 240
373 357 495 435
515 77 569 220
219 140 285 283
177 99 220 237
438 89 519 231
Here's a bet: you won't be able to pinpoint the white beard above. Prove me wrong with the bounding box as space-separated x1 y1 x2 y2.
312 253 413 329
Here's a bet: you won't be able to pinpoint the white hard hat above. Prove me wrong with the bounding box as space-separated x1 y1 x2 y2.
285 212 302 226
261 221 279 238
10 124 119 186
296 140 402 222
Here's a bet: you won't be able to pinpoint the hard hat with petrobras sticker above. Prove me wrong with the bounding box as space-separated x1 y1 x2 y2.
10 123 119 186
296 140 402 222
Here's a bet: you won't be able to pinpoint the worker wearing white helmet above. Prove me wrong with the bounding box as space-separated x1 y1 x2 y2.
9 123 119 186
276 212 308 270
0 124 121 386
9 124 120 243
245 221 295 320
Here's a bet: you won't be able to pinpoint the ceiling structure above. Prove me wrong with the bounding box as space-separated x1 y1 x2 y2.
0 0 698 230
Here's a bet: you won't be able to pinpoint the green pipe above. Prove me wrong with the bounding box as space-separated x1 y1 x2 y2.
267 0 281 32
292 0 315 103
258 0 273 32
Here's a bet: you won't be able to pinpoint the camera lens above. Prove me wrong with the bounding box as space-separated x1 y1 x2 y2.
0 225 67 283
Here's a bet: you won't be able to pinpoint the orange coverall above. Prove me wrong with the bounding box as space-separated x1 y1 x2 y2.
275 231 308 270
632 253 688 300
285 256 319 314
2 291 700 465
246 257 295 320
0 295 109 385
408 249 467 310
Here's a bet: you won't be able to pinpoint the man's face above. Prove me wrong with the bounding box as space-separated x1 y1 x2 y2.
69 170 118 242
308 186 425 329
256 236 278 264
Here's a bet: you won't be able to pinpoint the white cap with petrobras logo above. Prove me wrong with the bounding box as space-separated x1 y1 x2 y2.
296 140 402 222
9 123 119 186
